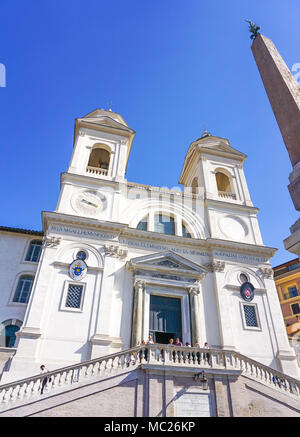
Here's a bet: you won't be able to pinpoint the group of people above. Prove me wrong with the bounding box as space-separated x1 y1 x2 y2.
167 338 210 363
129 336 210 365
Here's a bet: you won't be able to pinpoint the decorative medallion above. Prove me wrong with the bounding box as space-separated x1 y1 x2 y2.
69 259 87 281
240 282 255 302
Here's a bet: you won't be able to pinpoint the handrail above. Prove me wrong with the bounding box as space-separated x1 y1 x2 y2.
0 345 299 409
0 345 141 391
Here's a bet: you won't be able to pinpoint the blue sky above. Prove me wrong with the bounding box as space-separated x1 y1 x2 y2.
0 0 299 266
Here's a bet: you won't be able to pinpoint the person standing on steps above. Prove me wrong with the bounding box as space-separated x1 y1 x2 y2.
40 364 50 395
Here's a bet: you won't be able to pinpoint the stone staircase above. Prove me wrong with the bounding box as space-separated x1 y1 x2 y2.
0 344 299 415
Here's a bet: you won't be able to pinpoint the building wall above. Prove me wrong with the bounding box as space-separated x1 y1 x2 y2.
0 231 41 343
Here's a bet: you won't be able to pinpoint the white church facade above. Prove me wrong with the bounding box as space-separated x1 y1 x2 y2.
0 109 299 387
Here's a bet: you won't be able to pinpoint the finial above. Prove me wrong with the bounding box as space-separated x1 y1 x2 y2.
108 101 113 112
245 19 260 40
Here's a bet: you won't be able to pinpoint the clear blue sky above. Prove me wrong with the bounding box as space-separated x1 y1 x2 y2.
0 0 299 266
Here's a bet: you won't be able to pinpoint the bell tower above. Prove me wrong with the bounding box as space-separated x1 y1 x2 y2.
67 109 135 181
55 109 135 219
179 132 264 245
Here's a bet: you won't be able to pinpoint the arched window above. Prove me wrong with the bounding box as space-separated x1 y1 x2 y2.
137 217 148 231
136 214 193 238
192 177 198 195
87 146 110 171
25 240 42 262
0 319 22 348
13 275 34 304
154 214 175 235
182 223 192 238
215 171 231 193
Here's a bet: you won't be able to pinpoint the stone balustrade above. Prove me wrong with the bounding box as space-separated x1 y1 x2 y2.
86 166 108 176
218 191 237 200
0 345 299 411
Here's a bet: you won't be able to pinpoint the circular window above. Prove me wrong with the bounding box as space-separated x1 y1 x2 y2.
76 250 87 261
239 273 248 284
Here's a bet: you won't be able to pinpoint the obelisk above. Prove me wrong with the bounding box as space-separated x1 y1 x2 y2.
249 25 300 256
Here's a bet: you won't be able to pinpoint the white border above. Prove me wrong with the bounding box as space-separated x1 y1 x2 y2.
240 301 261 331
60 280 86 313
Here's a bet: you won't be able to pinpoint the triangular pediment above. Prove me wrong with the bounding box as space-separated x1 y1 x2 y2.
77 109 134 134
127 251 208 277
192 136 246 158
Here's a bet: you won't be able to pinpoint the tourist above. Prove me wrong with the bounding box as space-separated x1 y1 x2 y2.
175 338 182 346
272 375 281 388
40 364 50 395
139 340 146 363
147 335 154 344
168 338 176 361
185 342 191 363
175 338 183 362
130 352 136 366
203 342 210 363
194 342 201 364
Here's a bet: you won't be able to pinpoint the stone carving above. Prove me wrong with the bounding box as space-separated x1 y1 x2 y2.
43 236 61 247
104 245 128 259
134 279 145 290
245 19 260 40
258 267 273 279
188 281 201 295
205 261 225 273
156 259 180 268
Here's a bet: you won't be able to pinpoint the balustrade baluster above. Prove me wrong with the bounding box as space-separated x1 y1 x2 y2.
51 373 58 388
9 386 18 402
120 354 126 369
99 360 106 375
24 381 33 398
58 371 65 386
2 388 11 403
16 383 26 400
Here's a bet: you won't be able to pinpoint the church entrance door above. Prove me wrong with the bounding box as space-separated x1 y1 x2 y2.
149 295 182 344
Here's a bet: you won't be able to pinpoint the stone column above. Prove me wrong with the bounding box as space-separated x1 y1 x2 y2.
188 281 202 346
131 280 145 346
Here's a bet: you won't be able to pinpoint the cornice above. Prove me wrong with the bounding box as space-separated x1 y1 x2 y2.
60 172 121 189
42 211 128 236
206 238 276 258
126 260 205 279
198 148 246 162
77 119 135 135
42 212 277 260
205 198 258 214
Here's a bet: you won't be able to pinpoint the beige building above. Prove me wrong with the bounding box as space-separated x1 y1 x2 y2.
273 258 300 366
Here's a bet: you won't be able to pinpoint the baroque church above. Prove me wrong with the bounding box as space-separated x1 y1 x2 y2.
0 109 299 417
